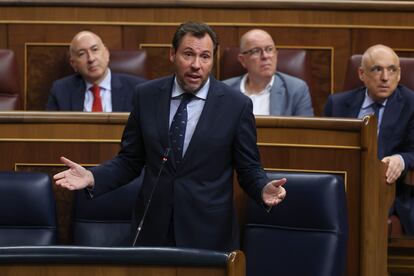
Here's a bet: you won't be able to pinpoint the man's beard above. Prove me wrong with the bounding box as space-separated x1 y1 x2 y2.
177 75 208 95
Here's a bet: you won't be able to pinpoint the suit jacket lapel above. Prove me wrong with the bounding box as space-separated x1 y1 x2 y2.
181 77 223 167
156 76 175 167
381 87 402 130
345 88 366 117
379 87 403 154
269 73 284 115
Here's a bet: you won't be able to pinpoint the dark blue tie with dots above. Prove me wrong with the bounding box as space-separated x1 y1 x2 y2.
372 101 384 158
169 93 194 165
372 101 382 122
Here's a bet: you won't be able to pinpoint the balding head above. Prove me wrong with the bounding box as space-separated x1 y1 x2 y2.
361 44 400 70
240 29 275 52
358 44 400 101
237 29 277 84
70 31 103 56
69 31 110 84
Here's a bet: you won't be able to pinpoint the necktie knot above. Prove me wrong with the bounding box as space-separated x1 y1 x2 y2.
91 84 100 96
181 93 194 105
371 101 383 119
90 84 102 112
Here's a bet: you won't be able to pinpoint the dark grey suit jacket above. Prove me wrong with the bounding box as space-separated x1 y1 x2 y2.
223 72 314 116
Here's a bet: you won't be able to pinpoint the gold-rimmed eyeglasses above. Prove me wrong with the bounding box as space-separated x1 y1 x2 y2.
241 46 276 58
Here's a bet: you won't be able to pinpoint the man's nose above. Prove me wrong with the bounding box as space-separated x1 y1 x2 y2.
191 56 201 69
380 69 389 81
261 49 273 59
87 51 95 62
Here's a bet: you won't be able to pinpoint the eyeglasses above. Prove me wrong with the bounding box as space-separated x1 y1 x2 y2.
365 65 400 76
241 46 276 58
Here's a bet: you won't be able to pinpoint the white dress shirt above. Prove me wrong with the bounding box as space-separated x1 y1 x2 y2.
240 74 274 115
84 69 112 112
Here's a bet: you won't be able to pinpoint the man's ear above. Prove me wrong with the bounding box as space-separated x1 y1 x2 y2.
358 67 365 82
69 57 77 72
169 47 176 63
238 54 247 69
105 46 110 64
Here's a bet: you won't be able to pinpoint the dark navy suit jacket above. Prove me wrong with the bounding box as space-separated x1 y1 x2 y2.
90 75 270 251
46 73 146 111
324 85 414 233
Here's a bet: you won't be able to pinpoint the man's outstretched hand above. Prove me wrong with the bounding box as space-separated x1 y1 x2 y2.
262 178 287 207
54 156 94 190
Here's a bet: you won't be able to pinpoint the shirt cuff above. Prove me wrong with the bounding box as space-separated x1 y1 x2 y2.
85 185 95 199
395 154 406 171
262 202 273 213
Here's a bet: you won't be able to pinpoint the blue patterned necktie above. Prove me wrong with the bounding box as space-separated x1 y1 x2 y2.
169 93 194 164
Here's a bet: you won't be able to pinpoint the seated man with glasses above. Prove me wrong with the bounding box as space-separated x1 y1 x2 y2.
324 44 414 235
223 29 313 116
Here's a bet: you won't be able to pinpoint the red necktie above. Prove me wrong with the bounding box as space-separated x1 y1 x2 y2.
91 84 103 112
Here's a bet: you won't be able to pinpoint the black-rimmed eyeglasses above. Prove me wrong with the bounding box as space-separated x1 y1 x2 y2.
241 46 276 58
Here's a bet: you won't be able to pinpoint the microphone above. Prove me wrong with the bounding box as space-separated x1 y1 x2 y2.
132 147 170 246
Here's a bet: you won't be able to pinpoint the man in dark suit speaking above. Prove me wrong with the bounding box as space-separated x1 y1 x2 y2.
324 44 414 234
53 21 287 251
46 31 146 112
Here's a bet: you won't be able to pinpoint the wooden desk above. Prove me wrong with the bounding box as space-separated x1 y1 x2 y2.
0 112 393 276
389 237 414 275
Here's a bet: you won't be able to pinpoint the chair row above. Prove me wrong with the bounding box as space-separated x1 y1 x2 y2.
0 170 348 276
2 47 414 111
0 171 143 247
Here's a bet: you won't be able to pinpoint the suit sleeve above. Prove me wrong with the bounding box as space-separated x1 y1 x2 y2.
46 82 59 111
293 82 314 116
400 114 414 170
90 92 146 196
233 98 270 203
323 95 334 116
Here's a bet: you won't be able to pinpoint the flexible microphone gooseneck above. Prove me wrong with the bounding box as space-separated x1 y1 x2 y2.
132 148 170 247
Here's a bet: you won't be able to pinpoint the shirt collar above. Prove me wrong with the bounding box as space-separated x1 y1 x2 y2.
171 76 209 100
240 73 274 95
85 69 112 91
361 88 388 109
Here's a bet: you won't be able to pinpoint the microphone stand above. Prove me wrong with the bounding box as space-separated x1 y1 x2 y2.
132 148 170 246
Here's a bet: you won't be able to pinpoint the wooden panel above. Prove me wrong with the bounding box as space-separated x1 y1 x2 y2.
26 44 72 110
389 237 414 275
0 112 392 276
141 44 177 80
0 0 413 12
0 25 7 49
351 29 414 53
1 5 414 25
